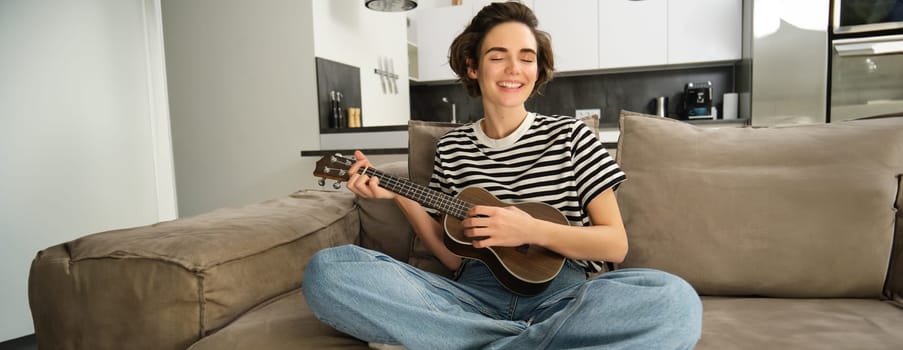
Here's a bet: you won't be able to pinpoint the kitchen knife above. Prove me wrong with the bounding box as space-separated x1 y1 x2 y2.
378 57 387 94
388 57 397 94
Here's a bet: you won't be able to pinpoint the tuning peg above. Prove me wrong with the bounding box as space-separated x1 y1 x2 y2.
317 178 326 187
332 181 342 190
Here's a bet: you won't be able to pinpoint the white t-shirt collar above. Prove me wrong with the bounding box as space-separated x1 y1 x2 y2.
472 112 536 149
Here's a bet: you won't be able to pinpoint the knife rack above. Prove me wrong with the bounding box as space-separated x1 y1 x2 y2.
374 56 399 94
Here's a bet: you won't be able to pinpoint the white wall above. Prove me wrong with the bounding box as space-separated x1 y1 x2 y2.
312 0 411 127
0 0 176 341
162 0 319 216
166 0 416 214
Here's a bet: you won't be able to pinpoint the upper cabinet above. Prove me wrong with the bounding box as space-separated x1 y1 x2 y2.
668 0 742 64
598 0 668 69
412 0 740 82
415 4 471 82
533 0 599 72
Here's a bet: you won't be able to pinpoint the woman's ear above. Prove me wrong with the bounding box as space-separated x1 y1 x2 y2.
466 58 478 79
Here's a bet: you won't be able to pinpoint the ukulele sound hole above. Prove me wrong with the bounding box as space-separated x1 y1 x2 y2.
514 244 530 254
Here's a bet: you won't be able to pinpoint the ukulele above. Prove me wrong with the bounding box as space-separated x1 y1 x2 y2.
314 154 567 296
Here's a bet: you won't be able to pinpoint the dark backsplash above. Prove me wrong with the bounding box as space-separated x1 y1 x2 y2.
410 65 736 126
316 57 362 131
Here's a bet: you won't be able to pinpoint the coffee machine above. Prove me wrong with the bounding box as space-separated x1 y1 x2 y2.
682 81 713 120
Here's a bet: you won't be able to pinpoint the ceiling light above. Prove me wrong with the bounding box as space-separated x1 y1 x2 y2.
365 0 418 12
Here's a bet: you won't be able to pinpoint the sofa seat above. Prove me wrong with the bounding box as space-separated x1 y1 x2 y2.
698 297 903 349
188 291 367 350
167 292 903 350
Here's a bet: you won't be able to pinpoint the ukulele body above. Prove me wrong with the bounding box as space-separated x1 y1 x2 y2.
443 187 568 296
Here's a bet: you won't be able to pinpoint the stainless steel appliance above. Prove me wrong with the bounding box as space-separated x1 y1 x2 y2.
830 0 903 121
744 0 830 127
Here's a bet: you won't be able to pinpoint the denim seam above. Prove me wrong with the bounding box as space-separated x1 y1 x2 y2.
507 296 519 320
535 283 589 350
497 319 529 334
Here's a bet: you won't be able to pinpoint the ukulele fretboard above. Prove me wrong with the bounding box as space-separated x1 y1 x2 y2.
359 167 472 220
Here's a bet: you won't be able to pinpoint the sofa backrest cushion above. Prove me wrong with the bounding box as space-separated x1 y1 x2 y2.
408 120 463 186
615 111 903 298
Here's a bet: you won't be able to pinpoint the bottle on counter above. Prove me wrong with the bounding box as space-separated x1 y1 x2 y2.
329 91 339 128
347 108 361 127
335 92 345 128
330 91 346 128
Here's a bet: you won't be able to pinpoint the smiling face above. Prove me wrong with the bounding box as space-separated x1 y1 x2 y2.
467 21 539 113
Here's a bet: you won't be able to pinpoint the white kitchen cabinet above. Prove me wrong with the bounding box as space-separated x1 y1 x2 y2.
416 4 472 82
598 0 667 69
533 0 599 72
414 0 741 80
667 0 742 64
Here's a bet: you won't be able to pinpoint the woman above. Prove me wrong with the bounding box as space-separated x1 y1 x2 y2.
303 2 702 349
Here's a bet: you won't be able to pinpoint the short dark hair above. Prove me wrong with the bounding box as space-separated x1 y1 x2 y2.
448 1 554 98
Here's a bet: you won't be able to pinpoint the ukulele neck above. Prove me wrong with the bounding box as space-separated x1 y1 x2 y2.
358 167 471 220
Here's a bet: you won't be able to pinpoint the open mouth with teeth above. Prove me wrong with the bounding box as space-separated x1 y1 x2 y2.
497 81 524 89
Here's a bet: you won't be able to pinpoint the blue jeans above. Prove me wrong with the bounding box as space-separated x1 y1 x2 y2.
303 245 702 349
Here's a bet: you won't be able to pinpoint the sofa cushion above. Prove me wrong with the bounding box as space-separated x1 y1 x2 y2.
29 190 359 349
188 291 367 350
408 120 462 186
615 111 903 298
697 297 903 350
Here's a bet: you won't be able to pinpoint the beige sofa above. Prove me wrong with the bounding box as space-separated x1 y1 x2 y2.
29 112 903 349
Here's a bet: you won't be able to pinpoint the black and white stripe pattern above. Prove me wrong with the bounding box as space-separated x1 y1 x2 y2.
429 113 626 272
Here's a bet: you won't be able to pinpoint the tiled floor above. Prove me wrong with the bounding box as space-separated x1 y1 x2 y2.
0 335 36 350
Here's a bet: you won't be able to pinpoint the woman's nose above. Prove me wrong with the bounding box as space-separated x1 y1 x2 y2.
504 57 521 74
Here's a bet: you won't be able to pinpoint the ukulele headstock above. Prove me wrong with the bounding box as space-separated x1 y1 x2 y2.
313 154 357 187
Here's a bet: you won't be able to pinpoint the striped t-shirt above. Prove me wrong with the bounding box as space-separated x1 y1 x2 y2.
428 112 626 272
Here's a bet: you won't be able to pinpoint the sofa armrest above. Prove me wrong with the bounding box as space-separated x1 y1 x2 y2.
28 190 359 350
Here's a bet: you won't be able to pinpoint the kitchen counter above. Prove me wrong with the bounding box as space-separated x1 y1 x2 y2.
319 125 408 134
303 124 409 157
300 148 408 157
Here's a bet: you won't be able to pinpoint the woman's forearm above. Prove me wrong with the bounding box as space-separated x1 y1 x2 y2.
394 196 463 271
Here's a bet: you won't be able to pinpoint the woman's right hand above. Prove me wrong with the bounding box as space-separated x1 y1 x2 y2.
346 150 396 200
